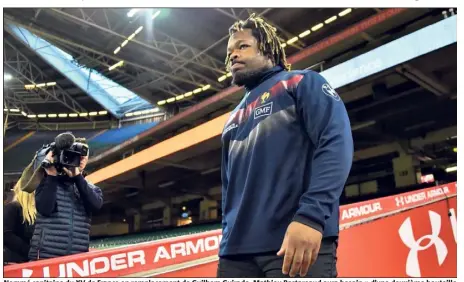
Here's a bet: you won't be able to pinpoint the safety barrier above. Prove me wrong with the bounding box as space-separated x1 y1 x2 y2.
4 182 456 278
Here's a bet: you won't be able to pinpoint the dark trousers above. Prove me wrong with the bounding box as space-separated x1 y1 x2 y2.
217 237 338 278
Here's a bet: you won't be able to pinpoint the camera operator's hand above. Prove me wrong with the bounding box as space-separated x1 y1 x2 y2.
44 151 58 176
63 156 88 178
79 156 88 172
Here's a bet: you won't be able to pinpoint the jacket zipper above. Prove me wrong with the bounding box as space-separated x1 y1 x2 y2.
67 189 75 254
37 229 44 260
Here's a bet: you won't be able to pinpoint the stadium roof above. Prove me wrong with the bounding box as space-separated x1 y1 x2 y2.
3 8 378 122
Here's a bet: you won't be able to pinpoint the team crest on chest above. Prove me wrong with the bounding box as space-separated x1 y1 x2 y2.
260 92 270 104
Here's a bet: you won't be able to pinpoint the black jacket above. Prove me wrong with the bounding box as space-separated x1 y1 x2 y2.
28 174 103 261
4 201 34 264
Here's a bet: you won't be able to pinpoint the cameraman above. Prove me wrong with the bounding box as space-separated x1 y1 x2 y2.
28 148 103 261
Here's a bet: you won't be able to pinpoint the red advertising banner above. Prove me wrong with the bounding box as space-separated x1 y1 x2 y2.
338 196 457 278
4 231 222 278
339 182 457 228
4 182 457 278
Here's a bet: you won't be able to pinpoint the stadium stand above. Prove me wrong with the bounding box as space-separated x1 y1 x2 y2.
3 123 159 173
4 130 28 147
90 222 221 250
3 130 99 173
88 122 159 157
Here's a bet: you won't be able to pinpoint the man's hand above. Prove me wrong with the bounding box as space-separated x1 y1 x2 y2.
63 156 88 178
277 221 323 277
44 151 58 176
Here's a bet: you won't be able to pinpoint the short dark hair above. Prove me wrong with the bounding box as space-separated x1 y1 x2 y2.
226 13 291 71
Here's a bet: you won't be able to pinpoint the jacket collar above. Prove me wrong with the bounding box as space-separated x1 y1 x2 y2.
244 65 284 92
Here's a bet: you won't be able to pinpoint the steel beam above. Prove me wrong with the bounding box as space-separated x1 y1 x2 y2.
48 9 223 90
215 8 303 49
52 40 193 102
3 92 35 114
135 8 274 90
396 63 451 96
3 19 214 91
3 38 89 117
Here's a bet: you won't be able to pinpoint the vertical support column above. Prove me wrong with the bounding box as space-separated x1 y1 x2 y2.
133 213 141 232
393 154 417 188
163 206 172 226
200 198 218 221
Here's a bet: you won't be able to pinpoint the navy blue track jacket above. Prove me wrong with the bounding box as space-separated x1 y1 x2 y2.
219 66 353 257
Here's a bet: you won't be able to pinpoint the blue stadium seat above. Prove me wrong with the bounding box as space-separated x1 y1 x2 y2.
3 130 100 173
88 122 158 156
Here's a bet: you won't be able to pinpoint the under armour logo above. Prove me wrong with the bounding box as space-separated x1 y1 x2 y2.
396 196 405 207
322 83 340 101
22 269 33 278
399 211 448 277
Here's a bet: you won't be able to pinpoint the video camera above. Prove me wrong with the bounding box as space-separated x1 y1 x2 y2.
36 132 89 172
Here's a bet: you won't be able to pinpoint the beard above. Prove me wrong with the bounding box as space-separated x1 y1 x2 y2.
231 64 271 87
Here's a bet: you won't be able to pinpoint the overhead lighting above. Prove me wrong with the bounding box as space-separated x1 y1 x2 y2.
4 74 13 81
166 98 176 103
58 113 67 118
89 112 98 116
114 47 121 54
109 61 124 71
175 95 185 101
46 82 56 86
287 37 299 45
445 166 457 173
184 91 193 97
325 16 337 24
3 109 8 112
10 109 20 113
193 88 202 94
125 112 134 117
157 100 166 106
339 8 352 17
98 110 108 115
133 111 142 116
127 9 139 18
202 84 211 91
311 23 324 31
79 113 88 117
121 40 129 47
27 114 37 118
453 147 457 153
159 181 175 188
128 33 136 41
135 26 144 34
37 114 47 118
25 84 35 89
48 114 57 118
281 43 287 48
36 83 46 87
218 75 227 82
299 30 311 38
69 113 78 117
152 10 161 20
226 72 232 77
21 111 27 116
148 108 159 113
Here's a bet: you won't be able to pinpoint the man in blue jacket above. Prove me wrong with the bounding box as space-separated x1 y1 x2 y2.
218 14 353 278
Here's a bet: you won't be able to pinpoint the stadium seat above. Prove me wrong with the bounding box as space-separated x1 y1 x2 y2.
4 130 100 173
90 223 221 249
88 122 158 157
